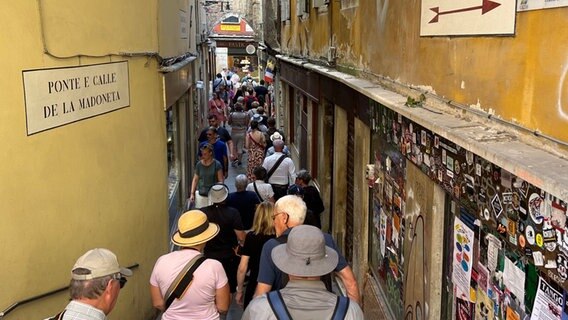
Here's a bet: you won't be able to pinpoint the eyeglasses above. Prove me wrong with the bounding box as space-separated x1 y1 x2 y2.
113 274 127 289
272 211 286 220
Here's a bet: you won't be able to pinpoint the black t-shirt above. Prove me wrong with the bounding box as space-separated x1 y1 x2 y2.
240 232 275 285
254 85 268 98
226 191 261 230
202 204 244 259
198 126 232 143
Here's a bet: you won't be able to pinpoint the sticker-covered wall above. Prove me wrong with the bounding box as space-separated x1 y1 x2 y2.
369 100 568 319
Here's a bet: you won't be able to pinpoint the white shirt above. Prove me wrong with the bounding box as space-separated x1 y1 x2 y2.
262 152 295 185
246 181 275 201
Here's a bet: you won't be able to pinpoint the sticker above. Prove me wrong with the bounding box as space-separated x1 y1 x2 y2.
533 251 544 266
517 220 525 233
518 235 526 248
447 170 454 178
536 233 544 248
543 222 557 252
421 130 426 146
545 259 557 269
529 193 544 224
502 192 513 205
519 181 529 199
442 149 447 165
491 194 503 218
519 206 528 221
475 163 482 176
512 192 521 211
483 208 491 221
434 135 439 148
497 223 508 235
526 225 536 245
454 160 460 175
525 247 533 257
466 151 474 166
557 254 568 282
438 170 443 182
446 156 454 171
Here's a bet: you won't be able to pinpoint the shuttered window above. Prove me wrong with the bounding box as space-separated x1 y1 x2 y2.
313 0 328 7
281 0 291 21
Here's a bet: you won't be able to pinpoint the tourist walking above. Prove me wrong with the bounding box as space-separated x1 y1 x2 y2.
246 166 275 203
189 144 223 208
228 103 249 167
208 92 228 127
226 174 261 230
236 201 276 309
150 210 230 320
245 120 266 181
262 140 295 201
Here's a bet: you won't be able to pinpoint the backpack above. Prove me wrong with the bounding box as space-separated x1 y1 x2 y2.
275 234 333 292
267 290 350 320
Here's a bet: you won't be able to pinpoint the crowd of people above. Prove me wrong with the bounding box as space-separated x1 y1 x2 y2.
47 77 363 319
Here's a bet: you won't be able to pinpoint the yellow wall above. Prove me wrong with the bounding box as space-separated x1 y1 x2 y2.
281 1 568 142
0 2 168 319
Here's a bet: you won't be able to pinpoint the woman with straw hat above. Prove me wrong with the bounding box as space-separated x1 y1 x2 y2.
150 210 230 320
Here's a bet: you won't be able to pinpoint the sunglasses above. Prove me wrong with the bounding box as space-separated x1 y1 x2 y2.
113 274 127 289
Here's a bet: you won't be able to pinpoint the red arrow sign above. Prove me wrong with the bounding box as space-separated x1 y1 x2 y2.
429 0 501 23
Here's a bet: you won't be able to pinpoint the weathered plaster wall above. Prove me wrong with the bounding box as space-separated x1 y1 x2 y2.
280 0 568 142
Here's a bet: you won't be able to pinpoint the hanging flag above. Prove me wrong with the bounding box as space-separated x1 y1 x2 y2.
264 59 275 83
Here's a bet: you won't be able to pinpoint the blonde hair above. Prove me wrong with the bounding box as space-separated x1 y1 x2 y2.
251 201 276 236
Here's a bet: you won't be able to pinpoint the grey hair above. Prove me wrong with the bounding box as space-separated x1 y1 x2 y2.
235 174 248 191
275 195 306 225
296 169 312 184
273 139 285 150
69 268 113 300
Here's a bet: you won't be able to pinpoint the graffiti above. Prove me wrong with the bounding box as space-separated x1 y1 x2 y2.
404 215 426 320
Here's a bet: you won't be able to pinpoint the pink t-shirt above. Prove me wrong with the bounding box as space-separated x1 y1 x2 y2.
150 250 228 320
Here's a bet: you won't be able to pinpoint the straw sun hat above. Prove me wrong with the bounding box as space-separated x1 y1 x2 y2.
171 210 219 247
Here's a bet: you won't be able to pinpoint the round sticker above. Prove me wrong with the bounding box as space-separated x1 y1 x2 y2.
483 208 491 221
525 225 535 245
518 235 526 248
536 233 544 248
529 193 544 224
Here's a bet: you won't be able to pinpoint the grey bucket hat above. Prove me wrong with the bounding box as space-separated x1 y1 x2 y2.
271 225 338 277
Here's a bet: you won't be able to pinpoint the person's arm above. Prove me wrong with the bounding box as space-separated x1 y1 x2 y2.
227 140 235 161
236 255 250 306
150 285 165 311
189 173 199 203
254 282 272 298
215 283 231 315
235 229 246 244
336 266 361 304
216 166 224 183
245 133 250 150
288 160 296 185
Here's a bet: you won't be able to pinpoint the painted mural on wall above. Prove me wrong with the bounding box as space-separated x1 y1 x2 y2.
370 101 568 318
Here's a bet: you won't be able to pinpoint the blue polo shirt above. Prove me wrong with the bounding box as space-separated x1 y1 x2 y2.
256 228 348 290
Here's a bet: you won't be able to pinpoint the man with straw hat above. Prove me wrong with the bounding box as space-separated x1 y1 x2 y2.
150 210 230 319
242 225 364 319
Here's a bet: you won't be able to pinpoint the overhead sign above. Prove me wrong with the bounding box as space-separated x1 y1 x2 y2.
23 61 130 135
420 0 516 36
220 24 241 32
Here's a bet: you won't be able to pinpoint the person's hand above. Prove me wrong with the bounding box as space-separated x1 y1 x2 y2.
189 194 195 203
235 291 244 307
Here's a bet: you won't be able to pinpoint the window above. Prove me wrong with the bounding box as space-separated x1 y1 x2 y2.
313 0 329 8
340 0 358 9
297 0 309 16
281 0 291 21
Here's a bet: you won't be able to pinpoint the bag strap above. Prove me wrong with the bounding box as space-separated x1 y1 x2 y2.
331 296 350 320
265 154 287 182
267 290 292 320
48 310 65 320
164 254 207 310
253 181 263 201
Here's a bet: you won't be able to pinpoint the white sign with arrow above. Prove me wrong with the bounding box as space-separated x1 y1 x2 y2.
420 0 516 36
